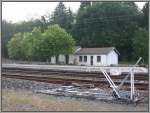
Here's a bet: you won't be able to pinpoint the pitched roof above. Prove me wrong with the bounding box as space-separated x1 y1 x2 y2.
74 47 120 55
73 46 81 53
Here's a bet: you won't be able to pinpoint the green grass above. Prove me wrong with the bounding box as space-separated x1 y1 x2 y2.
2 89 148 111
119 61 136 65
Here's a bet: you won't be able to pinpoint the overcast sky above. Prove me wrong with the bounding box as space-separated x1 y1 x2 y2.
2 2 146 23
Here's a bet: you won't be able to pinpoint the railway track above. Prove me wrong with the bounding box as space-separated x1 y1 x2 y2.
2 67 148 80
2 67 148 91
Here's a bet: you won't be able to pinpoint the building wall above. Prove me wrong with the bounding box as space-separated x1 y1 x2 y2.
51 56 56 64
50 55 66 64
50 50 118 66
107 50 118 65
93 54 107 66
74 54 108 66
74 50 118 66
77 55 91 66
69 54 77 64
59 55 66 64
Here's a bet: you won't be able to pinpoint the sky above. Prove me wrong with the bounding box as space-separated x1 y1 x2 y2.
2 2 147 23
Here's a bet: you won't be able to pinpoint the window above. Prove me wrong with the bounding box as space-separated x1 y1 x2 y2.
97 56 101 62
84 56 87 62
79 56 82 62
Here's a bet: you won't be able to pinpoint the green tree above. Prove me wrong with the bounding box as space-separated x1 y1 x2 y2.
2 18 49 58
142 2 148 30
2 20 16 57
7 33 25 60
51 2 74 33
33 16 49 32
22 27 42 61
79 1 91 10
73 2 140 61
51 2 68 28
66 7 74 33
7 25 75 62
40 24 75 63
7 27 42 61
132 28 148 63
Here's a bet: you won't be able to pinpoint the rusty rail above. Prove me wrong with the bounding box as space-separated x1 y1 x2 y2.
2 67 148 91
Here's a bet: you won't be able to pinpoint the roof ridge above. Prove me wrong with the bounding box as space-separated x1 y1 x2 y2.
74 46 119 55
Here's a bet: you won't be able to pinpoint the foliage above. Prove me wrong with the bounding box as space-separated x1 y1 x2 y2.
73 2 141 61
51 2 74 33
7 25 75 61
22 27 42 61
7 33 25 60
3 2 149 63
132 28 148 63
142 2 148 30
2 20 16 57
39 24 75 61
2 17 49 57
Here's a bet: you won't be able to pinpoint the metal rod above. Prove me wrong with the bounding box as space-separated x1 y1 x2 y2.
117 57 142 91
130 69 133 100
133 69 135 95
131 68 135 100
104 70 117 88
100 68 120 98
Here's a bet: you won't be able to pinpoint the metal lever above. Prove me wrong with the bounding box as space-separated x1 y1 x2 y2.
116 57 142 91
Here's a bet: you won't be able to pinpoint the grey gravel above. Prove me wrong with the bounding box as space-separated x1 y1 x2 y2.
2 77 148 104
2 77 62 91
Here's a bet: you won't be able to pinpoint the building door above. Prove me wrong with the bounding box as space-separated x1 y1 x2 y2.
91 56 93 65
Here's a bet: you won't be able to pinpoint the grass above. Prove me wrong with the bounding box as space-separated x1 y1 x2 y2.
2 89 148 111
119 60 136 65
2 89 97 111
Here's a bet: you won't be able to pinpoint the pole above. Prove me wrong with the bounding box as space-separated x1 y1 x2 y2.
100 68 120 98
117 57 142 91
130 68 134 101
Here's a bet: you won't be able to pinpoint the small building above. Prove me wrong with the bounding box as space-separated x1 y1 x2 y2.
49 47 120 66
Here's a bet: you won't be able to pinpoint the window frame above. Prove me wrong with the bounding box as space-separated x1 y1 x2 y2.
84 56 87 62
97 56 101 62
79 56 82 62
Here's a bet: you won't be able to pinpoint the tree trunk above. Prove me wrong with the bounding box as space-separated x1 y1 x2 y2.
65 55 69 64
56 55 59 64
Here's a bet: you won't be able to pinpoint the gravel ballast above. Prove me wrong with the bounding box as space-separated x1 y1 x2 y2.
2 77 148 104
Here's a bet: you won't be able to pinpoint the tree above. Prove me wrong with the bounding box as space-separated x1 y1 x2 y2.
73 2 140 61
51 2 68 28
2 20 16 57
33 16 49 32
51 2 74 33
66 7 74 33
132 28 148 63
22 27 42 61
41 24 75 63
7 33 25 60
2 18 49 58
142 2 148 30
79 1 91 10
7 24 75 62
7 27 43 61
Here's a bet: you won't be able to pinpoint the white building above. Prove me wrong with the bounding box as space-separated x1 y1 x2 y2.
49 47 120 66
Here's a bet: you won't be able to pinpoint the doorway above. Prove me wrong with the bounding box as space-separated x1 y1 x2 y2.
91 56 93 65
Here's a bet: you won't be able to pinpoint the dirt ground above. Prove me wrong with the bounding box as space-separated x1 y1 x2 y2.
2 89 148 112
